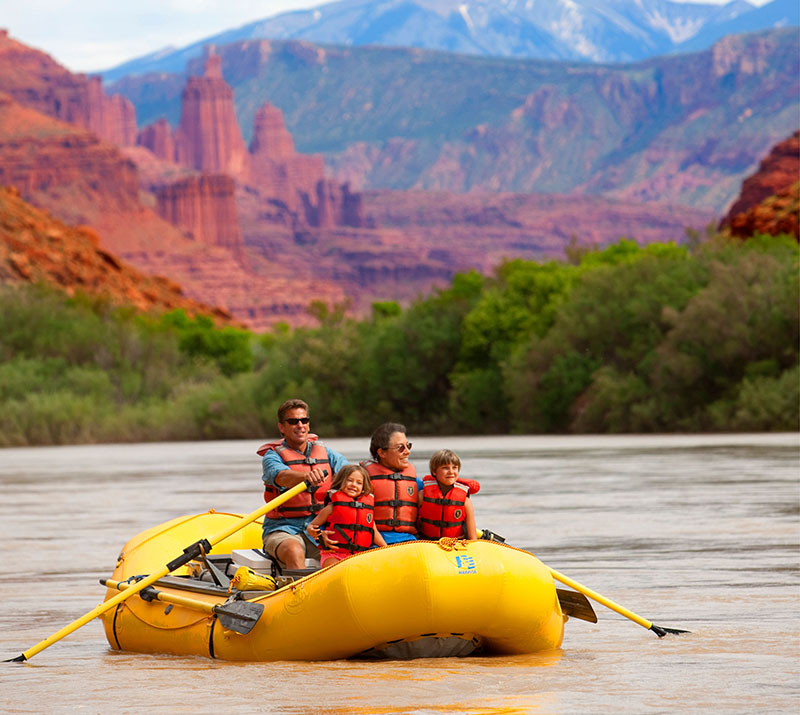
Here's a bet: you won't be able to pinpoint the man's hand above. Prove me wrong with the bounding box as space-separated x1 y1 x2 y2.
307 467 329 486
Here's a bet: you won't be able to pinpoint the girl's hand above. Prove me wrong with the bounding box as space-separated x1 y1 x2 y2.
318 529 336 549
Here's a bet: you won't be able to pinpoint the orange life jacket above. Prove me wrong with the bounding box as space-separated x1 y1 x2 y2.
258 436 332 519
417 476 469 539
324 490 376 554
362 459 418 533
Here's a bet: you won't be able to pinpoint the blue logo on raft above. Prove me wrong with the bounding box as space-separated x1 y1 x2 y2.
455 555 476 575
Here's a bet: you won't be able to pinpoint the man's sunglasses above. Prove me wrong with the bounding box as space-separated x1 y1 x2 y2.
283 417 310 425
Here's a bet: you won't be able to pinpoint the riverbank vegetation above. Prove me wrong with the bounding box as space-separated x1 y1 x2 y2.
1 233 797 446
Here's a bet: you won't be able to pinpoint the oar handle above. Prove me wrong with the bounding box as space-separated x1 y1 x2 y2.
103 578 215 614
8 479 310 662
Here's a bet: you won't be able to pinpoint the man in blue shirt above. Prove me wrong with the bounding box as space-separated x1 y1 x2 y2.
260 399 349 569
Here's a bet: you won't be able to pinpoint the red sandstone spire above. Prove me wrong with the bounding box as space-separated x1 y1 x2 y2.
173 51 249 177
250 102 296 160
137 118 176 162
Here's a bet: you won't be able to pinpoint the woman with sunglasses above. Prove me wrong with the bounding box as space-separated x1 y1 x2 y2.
362 423 420 544
258 399 349 569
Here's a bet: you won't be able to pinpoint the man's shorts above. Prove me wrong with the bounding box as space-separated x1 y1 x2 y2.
263 530 320 562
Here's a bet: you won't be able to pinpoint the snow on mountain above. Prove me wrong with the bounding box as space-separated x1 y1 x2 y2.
100 0 792 80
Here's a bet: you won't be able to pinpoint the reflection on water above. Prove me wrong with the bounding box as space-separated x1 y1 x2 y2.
1 434 798 714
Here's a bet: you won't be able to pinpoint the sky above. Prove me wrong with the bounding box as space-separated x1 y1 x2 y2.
2 0 769 74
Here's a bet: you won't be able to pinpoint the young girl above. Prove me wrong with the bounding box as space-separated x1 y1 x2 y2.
307 464 387 566
417 449 478 540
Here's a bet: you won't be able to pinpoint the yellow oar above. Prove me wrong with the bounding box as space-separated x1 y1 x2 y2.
101 579 264 635
548 567 689 637
477 530 689 637
6 480 309 662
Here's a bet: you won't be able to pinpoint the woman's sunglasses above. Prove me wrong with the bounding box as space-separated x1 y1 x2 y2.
383 442 412 453
283 417 310 425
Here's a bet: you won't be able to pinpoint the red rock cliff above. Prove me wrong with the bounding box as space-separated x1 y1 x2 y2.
0 29 136 146
720 130 799 239
155 174 244 260
137 117 175 162
247 101 324 212
0 185 234 322
0 94 140 218
250 102 295 159
173 53 249 176
306 180 365 228
248 101 364 226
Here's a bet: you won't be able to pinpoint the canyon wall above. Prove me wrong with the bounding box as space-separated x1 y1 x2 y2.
0 185 233 321
173 54 250 176
155 174 244 259
136 51 365 230
720 130 799 240
0 29 136 146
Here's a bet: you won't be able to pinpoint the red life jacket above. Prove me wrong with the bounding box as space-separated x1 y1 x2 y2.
257 436 332 519
417 476 470 539
324 491 375 555
362 459 418 534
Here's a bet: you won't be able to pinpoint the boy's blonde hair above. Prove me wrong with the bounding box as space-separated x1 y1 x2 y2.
331 464 373 496
429 449 461 474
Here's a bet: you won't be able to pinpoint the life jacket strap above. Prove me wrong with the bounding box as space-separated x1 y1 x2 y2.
374 498 416 508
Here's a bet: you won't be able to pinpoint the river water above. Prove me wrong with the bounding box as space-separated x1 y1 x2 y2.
1 434 798 714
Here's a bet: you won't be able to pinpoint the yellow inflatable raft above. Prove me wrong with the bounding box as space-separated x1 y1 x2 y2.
101 511 573 661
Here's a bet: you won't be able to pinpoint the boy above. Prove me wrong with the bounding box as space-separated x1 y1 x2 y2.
416 449 477 540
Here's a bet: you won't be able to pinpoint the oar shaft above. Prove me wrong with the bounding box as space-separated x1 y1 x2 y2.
19 568 171 661
103 579 216 614
548 567 653 630
12 480 308 662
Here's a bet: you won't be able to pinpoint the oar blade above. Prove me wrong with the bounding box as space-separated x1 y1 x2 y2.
215 601 264 635
650 624 690 637
557 588 598 623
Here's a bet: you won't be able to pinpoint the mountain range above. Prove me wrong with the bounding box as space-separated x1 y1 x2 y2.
100 0 798 81
109 27 799 212
0 29 721 330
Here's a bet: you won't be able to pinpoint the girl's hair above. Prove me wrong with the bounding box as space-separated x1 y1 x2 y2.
429 449 461 474
369 422 407 459
331 464 373 496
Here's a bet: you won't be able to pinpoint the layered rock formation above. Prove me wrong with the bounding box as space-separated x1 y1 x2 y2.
136 51 365 230
0 185 233 321
720 131 799 240
0 94 139 220
115 31 799 213
248 101 324 213
173 54 250 176
0 88 342 330
0 29 136 146
1 31 723 331
154 174 244 259
137 118 175 163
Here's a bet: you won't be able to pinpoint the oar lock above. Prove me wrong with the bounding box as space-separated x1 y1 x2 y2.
166 539 213 572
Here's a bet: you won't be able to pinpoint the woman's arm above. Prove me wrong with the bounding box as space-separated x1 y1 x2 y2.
464 497 477 540
373 525 387 548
